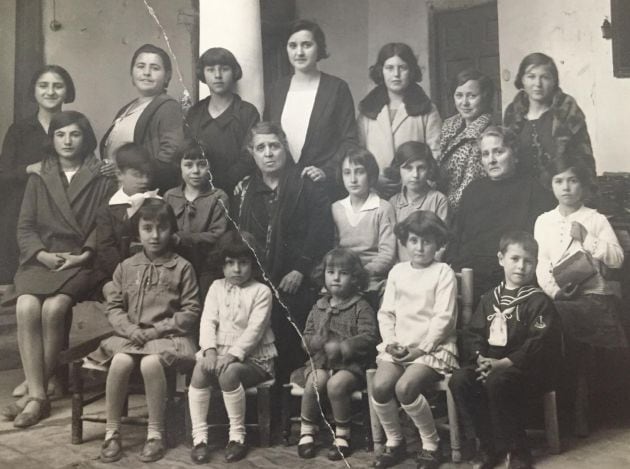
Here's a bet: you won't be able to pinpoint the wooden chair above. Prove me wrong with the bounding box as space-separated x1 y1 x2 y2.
58 301 188 447
281 372 373 451
183 379 275 448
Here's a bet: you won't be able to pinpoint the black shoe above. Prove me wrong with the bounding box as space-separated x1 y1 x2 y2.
328 436 352 461
190 441 210 464
139 438 165 462
100 432 122 463
471 449 505 469
373 441 407 468
506 449 533 469
225 440 248 463
416 449 440 469
297 435 316 459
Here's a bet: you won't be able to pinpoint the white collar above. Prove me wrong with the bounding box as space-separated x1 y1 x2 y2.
340 191 381 213
109 187 134 206
551 204 593 220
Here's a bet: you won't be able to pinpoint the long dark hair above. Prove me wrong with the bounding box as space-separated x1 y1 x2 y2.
44 110 97 160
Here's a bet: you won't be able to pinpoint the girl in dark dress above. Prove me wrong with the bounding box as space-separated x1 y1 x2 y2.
2 111 116 428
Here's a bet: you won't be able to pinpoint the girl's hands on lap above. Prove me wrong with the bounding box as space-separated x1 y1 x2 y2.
555 282 580 300
570 221 588 243
36 251 65 270
200 349 218 374
393 346 426 363
140 328 159 342
54 252 90 271
130 329 148 347
301 166 326 182
215 353 238 376
279 270 304 294
386 343 408 359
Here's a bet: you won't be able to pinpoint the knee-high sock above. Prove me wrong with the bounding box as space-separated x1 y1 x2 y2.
401 394 439 451
223 384 246 444
188 385 211 445
371 397 404 447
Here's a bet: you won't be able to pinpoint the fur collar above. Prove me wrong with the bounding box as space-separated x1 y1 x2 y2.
359 83 433 119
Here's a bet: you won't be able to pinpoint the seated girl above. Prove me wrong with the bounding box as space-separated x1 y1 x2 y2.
188 231 277 464
371 211 458 469
534 155 626 434
386 141 449 261
297 248 378 460
332 146 396 308
95 198 201 463
165 143 229 298
2 111 116 427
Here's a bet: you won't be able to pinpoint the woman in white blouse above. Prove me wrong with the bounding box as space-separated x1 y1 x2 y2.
264 19 358 186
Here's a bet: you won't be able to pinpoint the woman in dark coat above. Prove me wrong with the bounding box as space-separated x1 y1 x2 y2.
2 111 116 428
101 44 184 193
233 122 335 381
185 47 259 195
503 52 596 184
264 19 358 188
0 66 75 284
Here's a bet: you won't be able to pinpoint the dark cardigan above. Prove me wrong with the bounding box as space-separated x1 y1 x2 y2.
264 72 358 180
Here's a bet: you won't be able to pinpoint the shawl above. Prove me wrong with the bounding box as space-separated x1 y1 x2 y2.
438 113 492 210
358 82 434 120
504 89 595 176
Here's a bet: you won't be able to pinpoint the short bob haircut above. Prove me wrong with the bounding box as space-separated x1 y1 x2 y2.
133 197 178 237
385 141 437 183
45 111 97 158
337 145 380 190
130 44 172 89
544 154 595 195
177 140 209 162
211 230 262 281
196 47 243 83
287 19 329 61
30 65 76 104
499 230 539 258
245 121 292 159
312 247 369 293
394 210 450 248
369 42 422 85
477 125 519 154
514 52 559 91
115 142 154 174
451 68 495 114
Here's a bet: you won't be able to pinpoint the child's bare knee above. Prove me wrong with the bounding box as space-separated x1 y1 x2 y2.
217 364 240 391
139 354 163 375
110 353 135 372
394 379 418 404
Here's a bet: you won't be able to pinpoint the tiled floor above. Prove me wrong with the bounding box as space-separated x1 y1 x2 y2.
1 369 630 468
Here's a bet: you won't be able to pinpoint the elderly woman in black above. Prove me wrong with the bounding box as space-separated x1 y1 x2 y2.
233 122 334 381
101 44 184 193
504 52 595 183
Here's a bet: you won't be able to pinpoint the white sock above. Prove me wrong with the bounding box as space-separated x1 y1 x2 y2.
223 385 246 444
401 394 439 451
188 385 211 445
335 422 351 447
371 397 404 447
147 423 163 441
105 422 121 440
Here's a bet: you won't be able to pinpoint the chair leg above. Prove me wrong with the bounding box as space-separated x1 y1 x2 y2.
257 386 271 447
362 391 374 452
366 369 385 450
184 389 192 447
281 385 293 446
543 391 561 454
445 385 461 463
71 360 84 444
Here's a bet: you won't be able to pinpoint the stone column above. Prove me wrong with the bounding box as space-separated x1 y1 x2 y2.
198 0 264 114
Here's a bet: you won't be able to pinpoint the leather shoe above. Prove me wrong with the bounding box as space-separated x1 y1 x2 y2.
328 436 351 461
416 448 440 469
13 397 50 428
472 449 505 469
190 441 210 464
297 434 316 459
225 440 247 463
2 401 25 421
100 433 122 463
506 449 533 469
373 441 407 468
139 438 165 462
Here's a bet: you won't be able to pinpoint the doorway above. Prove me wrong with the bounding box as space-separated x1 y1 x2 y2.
432 2 502 124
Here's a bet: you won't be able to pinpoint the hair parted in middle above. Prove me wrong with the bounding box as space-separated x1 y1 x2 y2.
311 247 369 294
130 43 173 89
451 68 495 114
196 47 243 83
287 19 329 60
45 110 97 159
394 210 450 248
132 197 178 237
385 140 437 183
337 144 380 189
369 42 422 85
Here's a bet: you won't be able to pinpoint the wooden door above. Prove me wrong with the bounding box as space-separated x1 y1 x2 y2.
433 2 501 124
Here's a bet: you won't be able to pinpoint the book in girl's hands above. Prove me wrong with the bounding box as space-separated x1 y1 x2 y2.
552 249 597 288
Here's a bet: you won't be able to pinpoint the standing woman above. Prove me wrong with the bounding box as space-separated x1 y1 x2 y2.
504 52 595 183
233 122 334 381
2 111 116 427
185 47 260 195
358 43 442 198
438 69 495 212
0 66 75 284
265 19 358 185
101 44 184 193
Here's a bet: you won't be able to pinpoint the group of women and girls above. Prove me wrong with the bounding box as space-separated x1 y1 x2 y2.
0 16 623 469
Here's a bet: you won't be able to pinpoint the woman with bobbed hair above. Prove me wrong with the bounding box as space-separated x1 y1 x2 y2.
438 68 495 212
2 111 116 428
264 19 358 186
101 44 184 193
185 47 260 194
504 52 595 183
0 65 76 284
358 42 442 198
